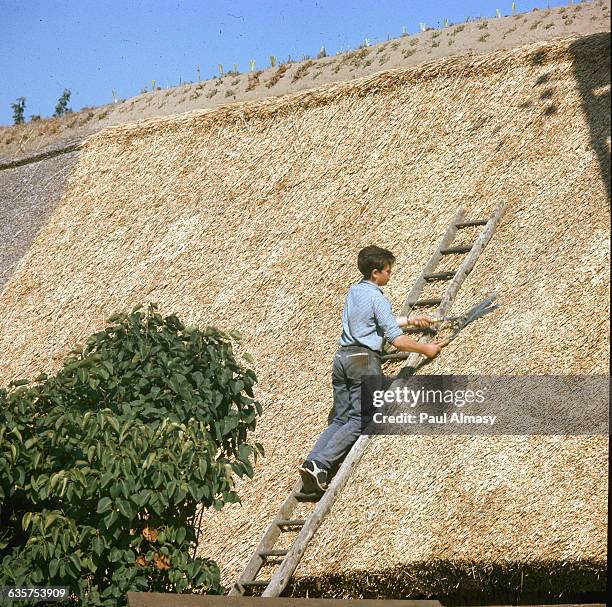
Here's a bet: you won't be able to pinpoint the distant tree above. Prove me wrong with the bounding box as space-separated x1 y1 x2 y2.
30 114 41 122
53 88 72 117
11 97 26 124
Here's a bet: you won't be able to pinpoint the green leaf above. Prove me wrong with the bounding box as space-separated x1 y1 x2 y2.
10 427 23 443
109 547 122 562
50 471 63 490
132 489 150 508
69 553 81 571
238 444 252 462
175 485 187 505
229 329 243 342
22 512 33 531
87 445 97 462
104 510 118 528
199 459 208 478
61 530 70 553
49 559 60 578
100 471 114 488
92 536 104 556
96 497 112 514
143 453 156 470
117 500 132 519
107 416 120 434
102 360 114 374
9 379 30 387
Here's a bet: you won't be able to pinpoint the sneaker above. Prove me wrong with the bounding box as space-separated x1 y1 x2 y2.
299 459 328 493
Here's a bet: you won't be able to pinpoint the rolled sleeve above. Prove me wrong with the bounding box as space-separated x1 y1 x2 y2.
373 294 403 344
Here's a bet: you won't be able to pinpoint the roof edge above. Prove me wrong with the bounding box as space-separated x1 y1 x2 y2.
84 33 607 148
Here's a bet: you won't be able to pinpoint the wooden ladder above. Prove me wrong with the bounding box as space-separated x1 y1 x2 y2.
229 202 507 597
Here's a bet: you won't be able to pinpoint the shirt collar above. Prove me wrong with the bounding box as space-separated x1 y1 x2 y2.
360 279 383 293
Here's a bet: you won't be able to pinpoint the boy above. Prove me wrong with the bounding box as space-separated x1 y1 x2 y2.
299 245 442 493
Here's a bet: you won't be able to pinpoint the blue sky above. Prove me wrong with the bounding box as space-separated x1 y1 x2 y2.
2 0 567 126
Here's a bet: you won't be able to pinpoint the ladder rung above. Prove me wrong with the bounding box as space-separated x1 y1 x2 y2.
276 518 305 527
242 580 270 587
424 271 455 282
441 244 473 255
456 219 488 228
294 491 322 502
413 298 442 307
402 326 426 334
381 352 410 361
403 326 436 335
259 549 288 558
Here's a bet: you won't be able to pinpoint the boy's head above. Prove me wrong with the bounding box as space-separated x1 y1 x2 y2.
358 246 396 285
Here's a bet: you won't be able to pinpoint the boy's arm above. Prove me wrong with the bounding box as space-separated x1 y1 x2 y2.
391 334 442 359
373 295 443 358
395 315 437 328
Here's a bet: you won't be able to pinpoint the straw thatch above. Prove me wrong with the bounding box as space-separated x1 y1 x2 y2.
0 151 79 291
0 34 609 599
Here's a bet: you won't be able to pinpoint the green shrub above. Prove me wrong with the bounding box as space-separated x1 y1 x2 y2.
0 304 263 605
54 89 72 118
11 97 26 125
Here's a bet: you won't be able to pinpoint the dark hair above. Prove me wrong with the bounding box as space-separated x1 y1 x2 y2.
357 246 396 279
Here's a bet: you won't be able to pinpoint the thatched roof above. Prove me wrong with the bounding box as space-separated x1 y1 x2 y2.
0 151 79 291
1 0 610 162
0 34 609 599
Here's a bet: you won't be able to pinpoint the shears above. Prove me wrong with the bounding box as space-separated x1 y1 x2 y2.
432 292 499 342
381 292 499 362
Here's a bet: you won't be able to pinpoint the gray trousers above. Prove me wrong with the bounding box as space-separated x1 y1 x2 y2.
307 345 382 471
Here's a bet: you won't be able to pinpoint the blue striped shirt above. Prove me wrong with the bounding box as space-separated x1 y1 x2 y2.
338 279 403 352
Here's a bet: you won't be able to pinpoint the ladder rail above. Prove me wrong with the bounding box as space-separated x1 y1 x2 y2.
383 207 465 355
261 437 370 597
400 207 465 315
385 203 508 365
440 202 507 310
228 481 301 595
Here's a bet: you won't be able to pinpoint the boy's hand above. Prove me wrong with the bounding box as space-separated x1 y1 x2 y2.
409 315 437 328
422 342 442 358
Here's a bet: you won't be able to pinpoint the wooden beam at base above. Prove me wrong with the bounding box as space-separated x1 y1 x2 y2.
127 593 442 607
128 594 605 607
